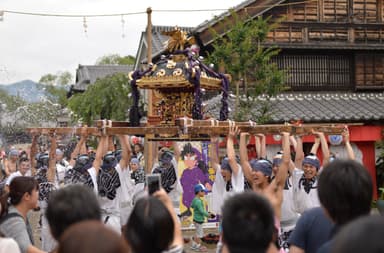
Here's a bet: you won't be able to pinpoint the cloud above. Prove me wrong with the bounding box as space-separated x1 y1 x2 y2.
0 0 240 84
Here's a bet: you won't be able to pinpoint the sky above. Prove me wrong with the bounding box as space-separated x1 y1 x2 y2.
0 0 244 85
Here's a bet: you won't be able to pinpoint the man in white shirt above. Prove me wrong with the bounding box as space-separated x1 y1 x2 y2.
5 157 31 191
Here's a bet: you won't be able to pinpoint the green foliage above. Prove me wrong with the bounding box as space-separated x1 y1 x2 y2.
0 88 25 111
207 12 286 121
376 141 384 199
379 188 384 200
96 54 135 65
0 88 62 129
39 71 73 86
39 71 73 108
44 85 69 108
57 71 73 85
67 73 132 125
16 101 61 126
39 74 57 86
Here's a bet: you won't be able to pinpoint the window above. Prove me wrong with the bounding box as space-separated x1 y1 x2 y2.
273 54 352 91
355 54 384 89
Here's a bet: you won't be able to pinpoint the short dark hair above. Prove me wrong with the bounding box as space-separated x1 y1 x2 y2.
58 220 129 253
222 191 275 253
180 143 195 160
19 157 29 164
124 196 174 253
0 177 38 217
134 143 143 151
332 215 384 253
318 159 372 225
46 184 101 239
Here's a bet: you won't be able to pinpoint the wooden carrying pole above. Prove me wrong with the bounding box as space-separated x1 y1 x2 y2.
145 7 155 172
25 127 100 136
27 120 355 138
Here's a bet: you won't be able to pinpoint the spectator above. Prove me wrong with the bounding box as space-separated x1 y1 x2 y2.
4 149 19 177
5 158 31 192
288 207 333 253
191 183 214 252
221 191 277 253
316 159 372 253
0 202 20 253
58 221 128 253
331 215 384 253
0 234 20 253
45 184 101 244
133 143 144 168
289 159 372 253
129 157 146 208
124 189 183 253
0 176 45 253
130 157 145 185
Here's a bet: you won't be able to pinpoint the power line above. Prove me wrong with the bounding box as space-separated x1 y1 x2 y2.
1 0 318 19
2 9 146 18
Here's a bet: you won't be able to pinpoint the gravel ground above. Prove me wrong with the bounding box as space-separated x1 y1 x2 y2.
30 209 219 253
29 209 42 249
183 228 219 253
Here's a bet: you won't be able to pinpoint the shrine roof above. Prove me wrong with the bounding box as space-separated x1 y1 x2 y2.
72 64 133 92
204 92 384 124
137 26 194 64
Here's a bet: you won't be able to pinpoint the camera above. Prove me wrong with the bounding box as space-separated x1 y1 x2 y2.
146 174 161 195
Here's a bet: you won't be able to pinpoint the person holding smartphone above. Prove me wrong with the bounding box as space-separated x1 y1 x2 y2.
124 187 184 253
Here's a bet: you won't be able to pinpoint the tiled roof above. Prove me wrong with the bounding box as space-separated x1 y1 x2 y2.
73 64 133 91
193 0 285 45
204 92 384 123
193 0 259 33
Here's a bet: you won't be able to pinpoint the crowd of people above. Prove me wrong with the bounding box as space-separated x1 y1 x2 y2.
0 125 381 253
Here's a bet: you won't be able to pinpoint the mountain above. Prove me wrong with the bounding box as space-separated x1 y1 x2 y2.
0 80 47 103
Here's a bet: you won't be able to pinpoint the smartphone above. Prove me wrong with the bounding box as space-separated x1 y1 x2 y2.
146 174 161 195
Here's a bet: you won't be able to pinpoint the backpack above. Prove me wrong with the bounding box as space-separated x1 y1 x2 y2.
0 212 23 225
0 212 34 244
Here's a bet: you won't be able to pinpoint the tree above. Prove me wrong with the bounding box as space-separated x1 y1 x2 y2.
208 12 286 122
0 88 25 112
0 87 60 134
67 73 132 125
96 54 135 65
39 71 73 108
68 54 136 124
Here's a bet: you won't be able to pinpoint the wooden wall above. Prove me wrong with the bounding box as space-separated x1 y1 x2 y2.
273 53 353 90
355 54 384 88
265 0 384 90
265 0 384 44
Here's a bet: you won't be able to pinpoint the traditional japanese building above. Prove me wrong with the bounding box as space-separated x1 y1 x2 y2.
68 64 133 95
132 1 383 194
196 0 384 195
